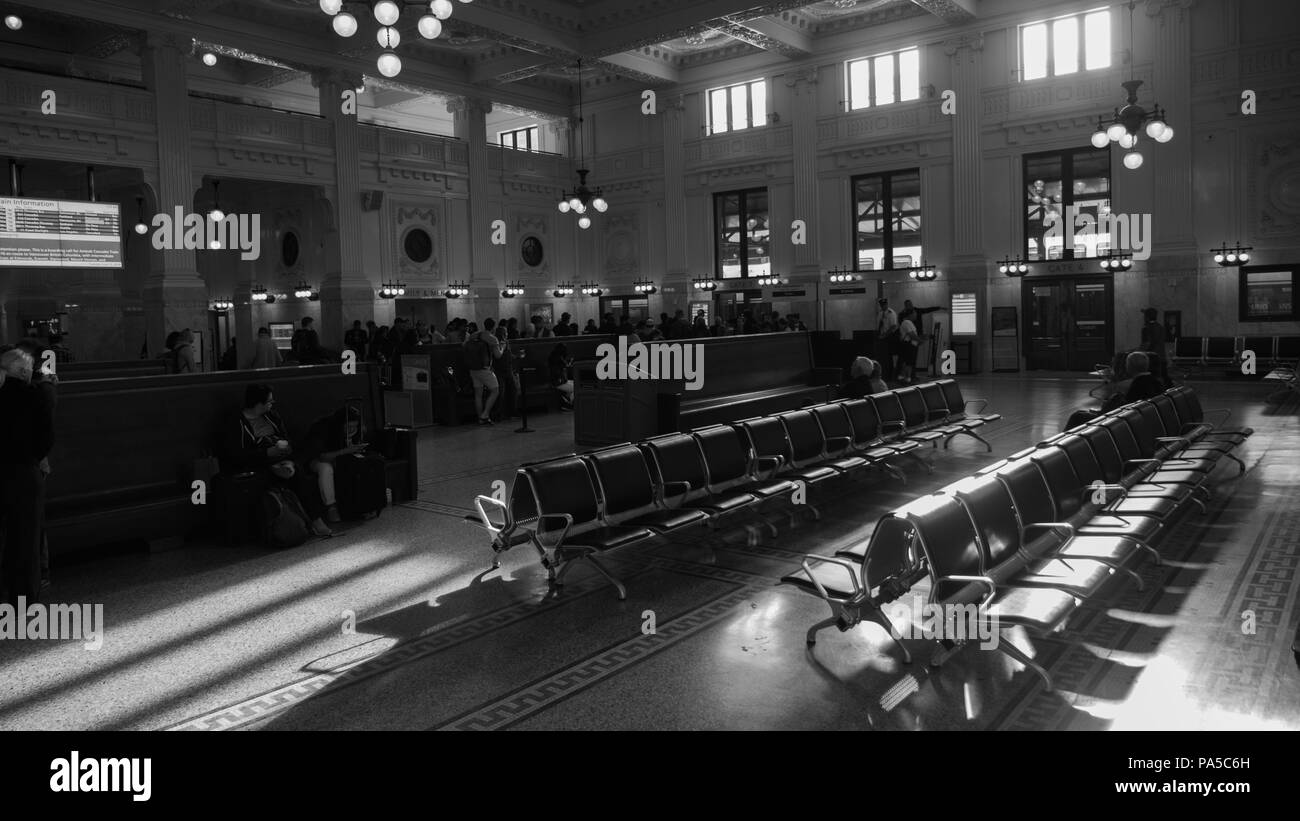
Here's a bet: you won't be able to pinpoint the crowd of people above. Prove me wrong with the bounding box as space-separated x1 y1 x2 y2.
0 339 57 605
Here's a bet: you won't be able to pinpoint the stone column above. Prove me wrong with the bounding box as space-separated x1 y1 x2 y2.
661 94 688 280
1148 0 1197 257
785 68 821 277
141 33 208 354
314 69 375 349
448 96 495 290
68 270 127 360
945 34 985 264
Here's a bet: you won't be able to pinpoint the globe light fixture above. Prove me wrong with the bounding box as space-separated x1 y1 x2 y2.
332 12 358 36
4 14 22 30
377 26 401 48
374 0 401 26
577 215 592 230
431 0 454 20
201 52 217 67
418 15 442 39
632 279 658 294
1089 2 1173 170
377 51 402 78
997 256 1030 276
319 0 342 14
1209 243 1252 268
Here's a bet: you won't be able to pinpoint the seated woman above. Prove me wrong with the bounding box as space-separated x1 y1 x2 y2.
839 356 887 399
548 343 575 411
302 406 368 524
221 384 332 537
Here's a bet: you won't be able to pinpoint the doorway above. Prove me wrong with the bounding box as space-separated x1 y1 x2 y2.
1022 276 1114 371
599 295 649 325
715 289 767 331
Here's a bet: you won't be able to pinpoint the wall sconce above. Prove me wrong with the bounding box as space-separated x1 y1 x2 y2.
502 282 525 298
552 282 575 298
756 276 787 287
633 278 658 294
580 282 603 296
908 262 940 281
251 285 268 302
211 298 233 311
997 256 1030 276
442 281 468 298
692 278 718 291
826 266 861 283
1098 251 1133 271
293 281 317 299
1210 242 1251 267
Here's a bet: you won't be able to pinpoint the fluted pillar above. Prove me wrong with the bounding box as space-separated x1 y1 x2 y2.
785 68 821 276
1149 0 1197 255
314 69 374 348
448 96 495 288
661 95 688 279
141 33 207 355
946 34 985 263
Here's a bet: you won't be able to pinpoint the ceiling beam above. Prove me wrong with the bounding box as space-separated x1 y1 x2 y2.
908 0 977 25
711 17 810 59
597 52 681 85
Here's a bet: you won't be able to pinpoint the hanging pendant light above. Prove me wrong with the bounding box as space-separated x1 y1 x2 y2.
557 60 609 227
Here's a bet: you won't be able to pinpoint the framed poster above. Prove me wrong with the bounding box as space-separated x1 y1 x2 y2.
527 303 554 328
1239 265 1297 322
269 322 295 352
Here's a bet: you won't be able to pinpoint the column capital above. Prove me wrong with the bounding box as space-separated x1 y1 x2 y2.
943 33 984 59
445 96 493 117
310 68 364 93
783 66 819 92
1145 0 1197 21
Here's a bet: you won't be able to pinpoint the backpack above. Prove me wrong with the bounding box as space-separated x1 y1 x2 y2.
261 487 312 548
465 336 492 370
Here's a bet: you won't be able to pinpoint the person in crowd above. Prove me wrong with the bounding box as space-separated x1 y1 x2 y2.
1121 350 1165 403
548 343 575 412
465 318 506 425
505 318 520 340
219 338 238 371
13 339 57 592
0 347 56 604
555 313 572 336
616 314 635 336
293 317 329 365
875 298 899 382
692 311 708 337
583 319 599 335
896 314 921 385
47 333 72 364
899 300 939 329
840 356 884 399
344 320 368 357
174 328 197 373
787 314 807 332
370 326 389 361
569 322 579 336
222 383 332 537
1139 307 1169 386
529 315 551 339
491 321 518 422
365 320 379 346
302 405 368 524
250 327 282 369
599 313 617 334
428 324 447 344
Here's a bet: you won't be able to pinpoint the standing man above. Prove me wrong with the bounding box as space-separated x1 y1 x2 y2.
466 318 506 425
0 348 56 605
344 320 369 358
1139 307 1168 385
875 298 899 382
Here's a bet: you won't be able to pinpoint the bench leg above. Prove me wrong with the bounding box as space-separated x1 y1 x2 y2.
996 634 1054 692
946 428 992 452
865 602 912 664
586 555 627 601
880 461 908 485
806 615 840 646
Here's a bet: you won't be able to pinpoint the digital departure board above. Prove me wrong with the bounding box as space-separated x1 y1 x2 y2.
0 196 123 268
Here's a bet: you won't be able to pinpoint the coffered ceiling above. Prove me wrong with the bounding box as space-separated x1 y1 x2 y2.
1 0 978 117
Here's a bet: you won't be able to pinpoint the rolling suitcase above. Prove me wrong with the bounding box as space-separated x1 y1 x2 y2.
334 398 388 519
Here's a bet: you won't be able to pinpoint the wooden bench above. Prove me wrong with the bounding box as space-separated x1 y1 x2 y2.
44 363 416 556
57 359 171 381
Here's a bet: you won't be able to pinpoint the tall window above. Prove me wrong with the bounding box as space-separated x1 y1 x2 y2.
853 170 921 272
707 79 767 135
1024 147 1112 261
1021 8 1110 80
846 48 920 110
715 189 770 279
498 125 539 151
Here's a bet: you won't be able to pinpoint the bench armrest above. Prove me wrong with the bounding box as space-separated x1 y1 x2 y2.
823 435 852 451
1082 483 1128 504
533 513 574 551
964 398 990 414
931 574 997 607
798 555 863 603
656 480 693 508
880 420 906 433
1024 522 1075 540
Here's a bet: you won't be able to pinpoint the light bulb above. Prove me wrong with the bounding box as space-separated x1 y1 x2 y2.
209 239 221 250
1239 251 1250 263
1106 123 1126 142
209 208 225 222
1018 263 1028 274
568 196 581 210
1155 125 1174 143
1213 252 1225 264
431 0 454 20
374 0 401 26
558 201 571 213
134 222 148 235
319 0 342 15
1225 253 1237 263
579 216 592 229
1090 130 1108 149
4 14 21 30
333 12 358 36
1123 151 1143 170
1118 132 1137 149
377 26 400 48
999 264 1008 274
202 52 217 67
1100 259 1110 270
397 287 405 296
418 15 442 39
377 51 402 78
574 201 587 214
1145 120 1166 140
592 197 608 213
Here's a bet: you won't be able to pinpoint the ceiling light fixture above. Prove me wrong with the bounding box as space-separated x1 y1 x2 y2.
908 262 940 281
208 180 224 222
693 278 718 291
1098 250 1134 271
826 266 861 283
501 282 525 298
4 14 21 30
201 51 217 67
632 278 658 294
997 256 1030 276
556 60 608 229
382 280 409 298
1090 1 1172 170
133 196 149 235
319 0 472 75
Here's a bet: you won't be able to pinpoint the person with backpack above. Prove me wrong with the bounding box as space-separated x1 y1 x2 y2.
221 384 332 540
465 318 505 425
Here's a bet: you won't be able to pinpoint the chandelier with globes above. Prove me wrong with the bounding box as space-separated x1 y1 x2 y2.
556 60 608 229
317 0 471 78
1088 1 1173 170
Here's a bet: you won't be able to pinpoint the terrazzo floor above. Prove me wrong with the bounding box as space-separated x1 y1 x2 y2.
1 373 1297 731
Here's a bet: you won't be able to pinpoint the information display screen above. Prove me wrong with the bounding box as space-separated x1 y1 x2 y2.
952 292 978 335
0 196 123 268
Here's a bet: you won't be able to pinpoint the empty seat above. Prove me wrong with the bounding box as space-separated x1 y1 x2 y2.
642 431 762 520
691 424 797 505
870 390 945 445
585 444 711 534
737 416 838 486
936 379 1002 426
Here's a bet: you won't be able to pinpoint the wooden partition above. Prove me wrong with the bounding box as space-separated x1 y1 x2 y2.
44 363 407 555
57 359 171 381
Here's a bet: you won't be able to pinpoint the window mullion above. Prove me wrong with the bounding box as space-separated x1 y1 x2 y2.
882 174 893 267
1047 19 1055 77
